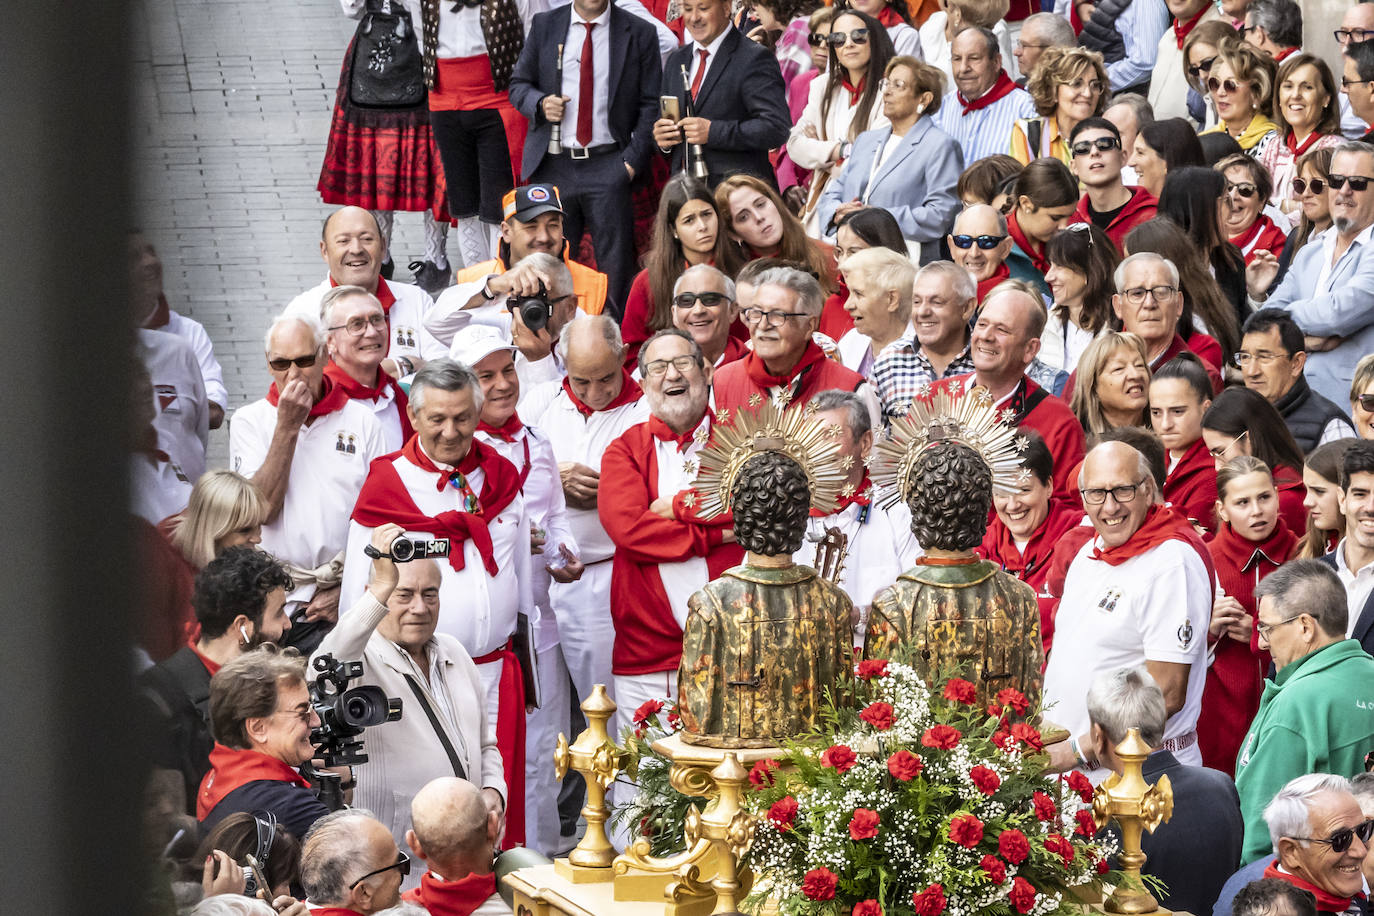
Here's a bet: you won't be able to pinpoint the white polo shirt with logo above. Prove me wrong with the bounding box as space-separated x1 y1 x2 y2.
138 328 210 484
286 277 447 370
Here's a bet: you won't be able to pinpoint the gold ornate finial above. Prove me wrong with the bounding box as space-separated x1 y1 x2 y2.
555 684 627 869
690 399 848 519
870 384 1029 509
1091 727 1175 914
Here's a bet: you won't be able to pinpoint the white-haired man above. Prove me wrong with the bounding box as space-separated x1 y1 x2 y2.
670 264 746 369
301 810 410 915
321 285 414 451
229 313 385 652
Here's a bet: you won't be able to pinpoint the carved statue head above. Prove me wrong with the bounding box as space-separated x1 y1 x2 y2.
906 440 992 551
731 450 811 556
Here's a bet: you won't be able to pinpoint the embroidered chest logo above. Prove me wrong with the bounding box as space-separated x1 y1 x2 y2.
395 326 417 349
336 432 358 454
154 383 180 413
1177 619 1194 651
1096 587 1123 614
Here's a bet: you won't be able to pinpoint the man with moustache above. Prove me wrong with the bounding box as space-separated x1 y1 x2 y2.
669 265 746 370
322 286 415 452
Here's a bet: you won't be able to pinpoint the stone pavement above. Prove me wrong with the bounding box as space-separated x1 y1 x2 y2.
131 0 432 467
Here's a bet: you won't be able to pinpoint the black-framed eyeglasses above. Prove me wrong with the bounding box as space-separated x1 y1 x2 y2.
1292 177 1326 195
951 234 1006 250
1329 174 1374 192
1256 612 1306 641
267 352 320 372
349 851 411 890
1336 27 1374 44
1187 56 1216 79
1071 136 1120 157
1079 479 1147 505
1287 819 1374 854
1345 76 1374 89
642 355 702 377
828 28 869 47
1121 285 1177 305
673 291 731 309
741 307 809 327
1356 393 1374 412
327 313 387 337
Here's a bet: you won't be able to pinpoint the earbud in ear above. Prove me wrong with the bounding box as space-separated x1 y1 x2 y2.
240 624 251 643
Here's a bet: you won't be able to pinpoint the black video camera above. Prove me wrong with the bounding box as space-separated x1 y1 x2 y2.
307 653 402 769
365 535 451 563
509 281 554 333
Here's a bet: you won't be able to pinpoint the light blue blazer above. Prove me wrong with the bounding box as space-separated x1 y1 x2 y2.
816 116 965 264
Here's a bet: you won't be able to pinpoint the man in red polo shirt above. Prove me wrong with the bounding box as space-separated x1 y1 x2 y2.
1067 118 1157 253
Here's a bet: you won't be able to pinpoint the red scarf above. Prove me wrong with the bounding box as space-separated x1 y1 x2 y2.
329 274 397 314
648 413 707 452
976 263 1011 304
561 369 643 417
841 77 865 107
876 5 903 27
350 437 523 576
196 744 311 820
403 870 499 916
742 340 828 391
191 644 222 676
324 362 414 440
266 373 351 419
1007 209 1049 275
1090 505 1216 586
1173 4 1209 48
717 336 748 367
959 71 1017 115
1285 130 1323 157
309 909 366 916
812 473 872 517
979 497 1085 582
1274 46 1299 63
1262 861 1365 913
478 413 524 443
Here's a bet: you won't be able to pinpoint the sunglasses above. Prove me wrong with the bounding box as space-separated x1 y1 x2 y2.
1289 819 1374 855
1292 177 1326 195
1071 136 1120 157
951 234 1006 250
1329 174 1374 192
1207 77 1242 95
349 851 412 890
1357 394 1374 412
1226 181 1258 198
673 291 731 308
808 31 828 47
267 352 320 371
828 28 869 47
1187 56 1216 79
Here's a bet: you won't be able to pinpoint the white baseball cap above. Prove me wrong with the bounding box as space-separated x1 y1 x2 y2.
448 324 518 368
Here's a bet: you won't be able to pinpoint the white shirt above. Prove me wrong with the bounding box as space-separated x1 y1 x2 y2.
1043 537 1211 779
130 447 192 525
653 413 715 629
286 277 447 371
160 310 228 408
231 398 386 606
561 6 613 149
1334 538 1374 640
1038 311 1095 375
137 328 210 484
686 27 731 96
1314 223 1374 296
436 0 539 59
351 382 409 453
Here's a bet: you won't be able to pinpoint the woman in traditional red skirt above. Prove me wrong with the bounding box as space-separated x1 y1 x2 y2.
319 0 453 296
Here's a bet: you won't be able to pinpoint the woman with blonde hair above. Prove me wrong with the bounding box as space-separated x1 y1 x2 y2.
1010 46 1109 166
1199 38 1278 155
1070 330 1151 436
167 469 268 570
716 173 835 289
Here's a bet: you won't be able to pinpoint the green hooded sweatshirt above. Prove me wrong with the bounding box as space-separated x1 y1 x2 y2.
1234 639 1374 863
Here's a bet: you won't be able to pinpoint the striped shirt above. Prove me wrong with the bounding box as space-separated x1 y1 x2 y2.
932 85 1037 166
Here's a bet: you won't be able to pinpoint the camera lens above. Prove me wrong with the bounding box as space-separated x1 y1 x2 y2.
390 536 415 562
517 298 550 333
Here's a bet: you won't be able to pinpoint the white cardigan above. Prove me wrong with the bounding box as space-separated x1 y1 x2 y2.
787 74 889 236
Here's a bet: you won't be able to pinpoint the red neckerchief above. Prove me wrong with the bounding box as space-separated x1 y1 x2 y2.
329 274 397 314
876 5 903 27
1285 130 1323 157
196 744 310 820
1274 46 1299 62
979 497 1086 581
266 373 352 419
1230 214 1272 251
403 870 499 916
959 71 1017 115
561 368 643 417
1262 861 1365 913
811 473 872 518
976 263 1011 304
648 413 707 452
478 413 524 443
743 340 828 392
324 361 414 440
1091 505 1206 571
717 336 748 366
1007 209 1049 274
135 423 169 461
1173 4 1209 48
350 436 523 575
309 909 366 916
841 77 865 107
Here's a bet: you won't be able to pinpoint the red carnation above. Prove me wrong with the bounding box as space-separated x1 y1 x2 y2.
912 883 947 916
748 758 779 789
1066 770 1094 803
1032 791 1058 821
948 812 985 848
921 724 962 750
849 807 881 840
887 750 924 781
991 729 1013 750
821 744 858 773
998 828 1030 864
768 795 798 830
666 711 681 730
860 701 895 731
1009 876 1037 914
853 901 883 916
943 678 978 704
1096 856 1110 875
801 867 838 901
856 658 889 680
995 687 1031 716
969 765 1001 795
632 699 663 725
1044 832 1075 865
1075 808 1099 837
979 853 1007 885
1010 722 1044 751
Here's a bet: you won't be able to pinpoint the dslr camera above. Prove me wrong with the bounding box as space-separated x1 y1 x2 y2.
365 535 451 563
509 280 554 333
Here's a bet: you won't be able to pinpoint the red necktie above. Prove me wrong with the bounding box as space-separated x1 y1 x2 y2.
577 22 595 147
690 47 709 100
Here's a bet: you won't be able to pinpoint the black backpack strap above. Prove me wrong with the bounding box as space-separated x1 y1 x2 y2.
402 673 467 780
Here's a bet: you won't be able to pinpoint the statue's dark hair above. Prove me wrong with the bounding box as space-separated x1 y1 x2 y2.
731 451 811 555
906 441 991 550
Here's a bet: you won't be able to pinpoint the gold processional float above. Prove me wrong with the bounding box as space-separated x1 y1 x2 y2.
500 390 1180 916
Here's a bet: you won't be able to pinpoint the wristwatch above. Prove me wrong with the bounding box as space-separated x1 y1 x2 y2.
481 275 499 300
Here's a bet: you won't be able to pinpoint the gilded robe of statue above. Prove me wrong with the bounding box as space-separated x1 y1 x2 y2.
678 564 854 748
865 557 1042 709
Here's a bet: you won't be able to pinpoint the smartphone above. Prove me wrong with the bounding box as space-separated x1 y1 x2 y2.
659 95 681 121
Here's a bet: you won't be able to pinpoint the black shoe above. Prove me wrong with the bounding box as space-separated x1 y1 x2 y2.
380 256 395 280
409 259 452 298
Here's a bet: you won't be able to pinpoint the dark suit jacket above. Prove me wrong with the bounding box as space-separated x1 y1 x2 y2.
661 26 790 186
1317 549 1374 657
509 3 662 179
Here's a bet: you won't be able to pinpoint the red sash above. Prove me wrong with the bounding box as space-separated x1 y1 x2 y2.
324 362 414 440
1286 130 1324 157
404 870 499 916
959 71 1017 115
196 744 310 820
562 369 643 417
471 642 526 849
267 374 351 419
1090 505 1218 591
841 77 865 107
876 5 903 27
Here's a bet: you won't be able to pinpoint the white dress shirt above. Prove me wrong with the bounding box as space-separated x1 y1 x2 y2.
685 27 731 95
561 6 613 149
1334 538 1374 640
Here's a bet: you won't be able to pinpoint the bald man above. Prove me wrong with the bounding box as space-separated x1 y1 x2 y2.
948 205 1019 304
302 810 409 915
405 777 510 915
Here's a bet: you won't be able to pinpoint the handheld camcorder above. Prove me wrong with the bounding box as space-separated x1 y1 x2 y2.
365 535 451 563
308 653 402 769
509 281 555 333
